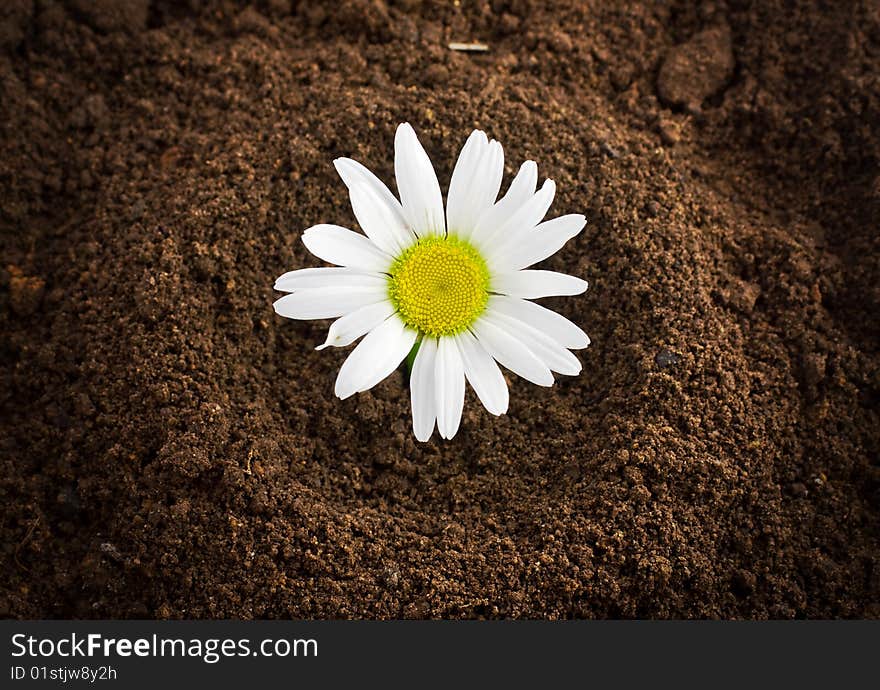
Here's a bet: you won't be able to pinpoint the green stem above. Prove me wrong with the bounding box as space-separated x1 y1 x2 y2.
404 336 422 381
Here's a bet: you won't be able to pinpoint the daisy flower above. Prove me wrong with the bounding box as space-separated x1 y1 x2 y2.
274 123 590 441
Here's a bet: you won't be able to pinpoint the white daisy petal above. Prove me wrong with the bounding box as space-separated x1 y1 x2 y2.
486 312 581 376
450 139 504 240
491 270 588 299
434 337 466 439
491 214 587 272
274 267 387 293
334 314 417 400
487 295 591 350
446 130 488 235
456 330 509 415
316 300 396 350
506 178 556 232
301 224 392 272
273 287 388 320
499 160 539 210
410 336 438 442
481 141 505 204
471 316 554 387
394 123 446 236
349 182 416 255
471 160 538 245
333 157 407 227
481 179 557 261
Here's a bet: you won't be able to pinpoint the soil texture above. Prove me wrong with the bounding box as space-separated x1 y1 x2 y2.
1 0 879 618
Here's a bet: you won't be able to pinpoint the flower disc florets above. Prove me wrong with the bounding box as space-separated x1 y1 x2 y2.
387 235 490 337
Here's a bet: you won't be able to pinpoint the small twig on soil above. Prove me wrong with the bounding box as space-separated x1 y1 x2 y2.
14 515 40 571
448 42 489 52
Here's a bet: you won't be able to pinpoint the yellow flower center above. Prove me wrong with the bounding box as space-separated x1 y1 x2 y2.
388 236 490 337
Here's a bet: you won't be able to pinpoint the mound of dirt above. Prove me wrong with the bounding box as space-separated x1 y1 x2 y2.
1 0 878 618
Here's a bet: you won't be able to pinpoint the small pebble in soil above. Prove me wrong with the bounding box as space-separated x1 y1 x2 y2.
67 0 149 34
789 482 809 497
654 349 680 369
732 569 757 596
657 24 735 110
99 542 123 562
7 266 45 316
599 140 621 158
658 119 681 146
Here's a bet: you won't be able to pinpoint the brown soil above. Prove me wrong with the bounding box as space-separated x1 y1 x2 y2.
1 0 879 619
